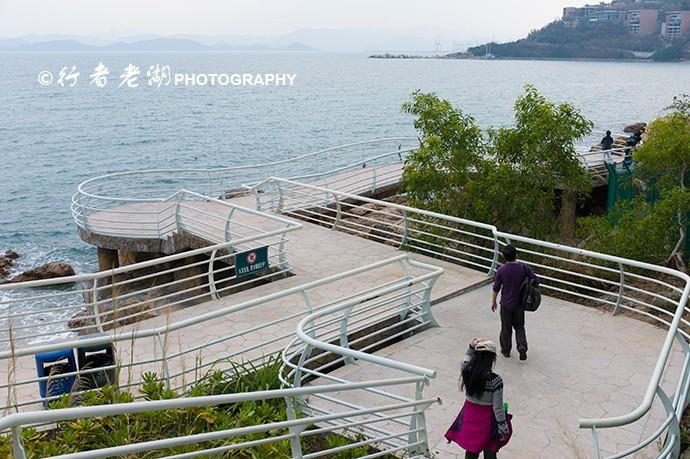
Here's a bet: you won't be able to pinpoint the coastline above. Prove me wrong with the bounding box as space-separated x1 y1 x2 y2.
370 53 689 63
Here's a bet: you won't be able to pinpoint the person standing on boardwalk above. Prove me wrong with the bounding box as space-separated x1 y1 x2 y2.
600 130 614 163
491 245 539 361
445 338 511 458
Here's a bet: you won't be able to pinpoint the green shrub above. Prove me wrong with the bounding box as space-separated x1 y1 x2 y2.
0 357 394 458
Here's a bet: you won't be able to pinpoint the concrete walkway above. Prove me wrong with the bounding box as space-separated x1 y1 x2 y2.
323 285 684 459
3 217 487 411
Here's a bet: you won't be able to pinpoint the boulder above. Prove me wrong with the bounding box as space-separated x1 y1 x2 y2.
0 250 19 279
4 262 76 284
624 122 647 133
223 187 252 199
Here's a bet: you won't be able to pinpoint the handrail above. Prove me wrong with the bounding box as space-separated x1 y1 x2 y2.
260 177 499 233
0 376 426 432
75 138 419 201
1 194 302 291
256 177 690 457
1 254 442 457
0 255 425 359
496 232 690 430
294 261 443 379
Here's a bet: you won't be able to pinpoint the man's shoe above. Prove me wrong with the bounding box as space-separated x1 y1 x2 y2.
501 351 510 358
519 351 527 361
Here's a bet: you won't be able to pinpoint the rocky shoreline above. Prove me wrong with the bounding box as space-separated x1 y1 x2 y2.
0 250 76 285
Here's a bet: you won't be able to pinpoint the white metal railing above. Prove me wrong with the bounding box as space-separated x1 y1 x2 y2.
0 255 443 458
254 177 501 275
0 206 302 345
72 188 299 242
254 177 690 459
71 138 419 239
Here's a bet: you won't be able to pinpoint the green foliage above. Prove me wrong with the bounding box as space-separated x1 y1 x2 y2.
581 95 690 265
580 188 690 263
402 86 592 240
400 90 485 217
0 357 386 459
491 85 593 193
634 95 690 189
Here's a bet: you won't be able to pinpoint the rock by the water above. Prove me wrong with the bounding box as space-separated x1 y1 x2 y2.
624 122 647 133
0 250 19 278
4 262 76 284
223 187 251 199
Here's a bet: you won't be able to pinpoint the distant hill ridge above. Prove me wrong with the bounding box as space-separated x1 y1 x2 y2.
0 37 318 52
456 0 690 61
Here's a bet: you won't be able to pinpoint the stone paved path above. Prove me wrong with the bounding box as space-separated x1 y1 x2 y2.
322 285 685 459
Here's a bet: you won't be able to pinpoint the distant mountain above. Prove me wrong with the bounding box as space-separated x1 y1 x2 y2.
105 38 209 51
0 27 471 53
0 37 318 52
262 27 440 52
15 39 96 51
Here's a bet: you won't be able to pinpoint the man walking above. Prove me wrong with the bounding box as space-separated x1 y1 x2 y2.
491 245 539 361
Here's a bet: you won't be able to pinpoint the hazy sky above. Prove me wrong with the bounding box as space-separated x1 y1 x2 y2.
0 0 589 41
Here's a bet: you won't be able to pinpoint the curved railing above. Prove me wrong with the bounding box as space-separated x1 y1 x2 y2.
0 202 302 345
0 255 443 458
71 138 419 239
256 177 690 459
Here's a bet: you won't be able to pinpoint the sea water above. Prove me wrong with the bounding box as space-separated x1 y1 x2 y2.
2 51 689 273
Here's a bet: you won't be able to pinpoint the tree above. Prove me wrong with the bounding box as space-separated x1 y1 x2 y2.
635 94 690 270
401 90 486 217
489 85 593 239
401 86 593 240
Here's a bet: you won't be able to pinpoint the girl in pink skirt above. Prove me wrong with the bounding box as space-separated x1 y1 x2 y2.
445 338 512 459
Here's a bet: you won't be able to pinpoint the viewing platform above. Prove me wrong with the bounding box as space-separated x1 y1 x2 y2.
1 139 687 458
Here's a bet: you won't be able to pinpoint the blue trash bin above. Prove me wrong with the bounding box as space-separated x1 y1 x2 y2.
76 333 116 389
35 348 77 407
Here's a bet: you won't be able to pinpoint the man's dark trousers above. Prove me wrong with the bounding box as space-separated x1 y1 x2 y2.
500 306 527 354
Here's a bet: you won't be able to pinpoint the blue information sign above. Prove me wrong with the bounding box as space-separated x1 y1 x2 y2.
235 246 270 278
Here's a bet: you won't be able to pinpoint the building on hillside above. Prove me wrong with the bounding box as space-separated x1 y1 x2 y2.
626 9 659 35
662 11 690 39
586 7 624 23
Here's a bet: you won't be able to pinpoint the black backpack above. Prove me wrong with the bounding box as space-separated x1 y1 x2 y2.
519 263 541 312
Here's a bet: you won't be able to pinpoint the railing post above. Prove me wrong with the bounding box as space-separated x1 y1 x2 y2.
371 166 377 194
657 387 681 459
175 199 182 233
420 275 440 328
590 427 602 459
332 192 341 230
612 262 625 316
290 290 315 387
408 379 433 456
278 225 289 273
208 249 219 301
398 258 413 320
12 426 27 459
223 208 236 243
400 209 409 249
339 305 355 364
489 230 500 276
276 181 285 214
92 278 104 333
285 396 305 459
254 186 263 212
